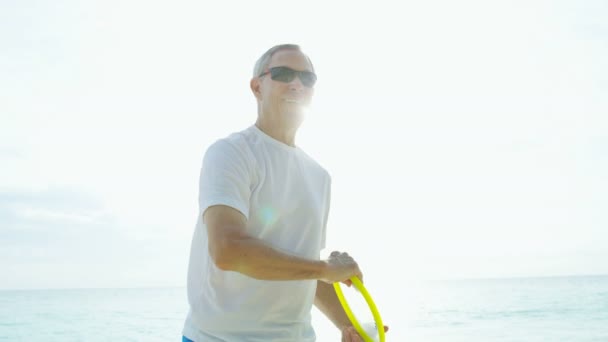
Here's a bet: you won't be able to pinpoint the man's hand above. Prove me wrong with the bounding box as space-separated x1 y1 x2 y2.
341 325 389 342
320 251 363 285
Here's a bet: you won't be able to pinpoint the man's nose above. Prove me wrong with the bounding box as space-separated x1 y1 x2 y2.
288 76 304 91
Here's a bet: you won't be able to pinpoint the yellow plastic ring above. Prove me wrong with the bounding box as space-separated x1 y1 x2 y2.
333 277 385 342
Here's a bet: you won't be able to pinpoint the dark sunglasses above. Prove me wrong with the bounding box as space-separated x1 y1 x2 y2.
259 66 317 88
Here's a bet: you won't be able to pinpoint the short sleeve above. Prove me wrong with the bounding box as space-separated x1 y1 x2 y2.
320 174 332 251
199 139 252 220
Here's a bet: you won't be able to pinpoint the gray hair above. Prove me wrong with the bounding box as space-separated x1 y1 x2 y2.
252 44 314 77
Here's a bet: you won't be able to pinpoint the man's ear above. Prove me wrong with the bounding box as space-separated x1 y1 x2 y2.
250 78 262 100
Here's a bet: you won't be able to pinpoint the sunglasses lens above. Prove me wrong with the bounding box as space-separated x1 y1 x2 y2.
270 67 296 83
300 72 317 87
269 67 317 87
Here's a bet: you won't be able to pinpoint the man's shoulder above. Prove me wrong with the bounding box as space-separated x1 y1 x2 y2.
208 126 254 150
204 127 257 166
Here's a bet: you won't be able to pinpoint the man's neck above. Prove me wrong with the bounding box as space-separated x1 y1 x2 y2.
255 119 297 147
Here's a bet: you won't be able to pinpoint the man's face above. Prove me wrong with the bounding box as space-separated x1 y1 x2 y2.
256 49 315 127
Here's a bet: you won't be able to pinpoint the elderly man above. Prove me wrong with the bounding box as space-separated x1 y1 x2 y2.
182 44 387 342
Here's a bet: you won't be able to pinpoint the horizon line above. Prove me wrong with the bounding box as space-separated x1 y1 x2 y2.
2 273 608 292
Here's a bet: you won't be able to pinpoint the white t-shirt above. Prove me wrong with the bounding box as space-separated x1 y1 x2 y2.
182 125 332 342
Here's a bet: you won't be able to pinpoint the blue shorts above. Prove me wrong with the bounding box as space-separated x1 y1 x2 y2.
182 336 194 342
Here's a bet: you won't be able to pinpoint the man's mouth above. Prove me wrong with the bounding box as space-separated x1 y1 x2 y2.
283 98 302 104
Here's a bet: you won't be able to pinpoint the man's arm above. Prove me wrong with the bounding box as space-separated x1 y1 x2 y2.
205 205 359 282
314 280 352 331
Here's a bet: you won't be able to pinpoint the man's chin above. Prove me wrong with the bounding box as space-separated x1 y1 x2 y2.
280 109 305 128
279 104 304 116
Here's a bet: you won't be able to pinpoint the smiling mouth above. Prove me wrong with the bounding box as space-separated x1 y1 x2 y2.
283 98 302 104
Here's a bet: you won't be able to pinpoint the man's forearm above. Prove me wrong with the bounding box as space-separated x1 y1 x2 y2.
218 236 327 281
314 280 351 331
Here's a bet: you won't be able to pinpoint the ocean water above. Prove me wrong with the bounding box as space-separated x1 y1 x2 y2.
0 287 185 342
398 275 608 342
1 275 607 341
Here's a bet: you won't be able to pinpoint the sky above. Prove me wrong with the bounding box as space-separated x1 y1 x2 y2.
1 0 608 294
